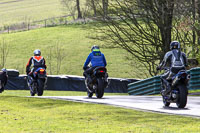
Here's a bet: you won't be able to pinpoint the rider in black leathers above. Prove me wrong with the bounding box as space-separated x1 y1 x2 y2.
157 41 188 95
26 49 46 75
26 49 47 86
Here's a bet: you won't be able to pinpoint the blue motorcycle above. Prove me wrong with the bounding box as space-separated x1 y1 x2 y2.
160 68 189 108
27 67 47 96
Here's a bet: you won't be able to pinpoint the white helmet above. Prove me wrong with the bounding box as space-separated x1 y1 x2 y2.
34 49 41 56
1 68 7 74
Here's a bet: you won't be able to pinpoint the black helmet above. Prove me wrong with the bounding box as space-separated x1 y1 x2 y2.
91 45 100 52
34 49 41 56
170 41 180 50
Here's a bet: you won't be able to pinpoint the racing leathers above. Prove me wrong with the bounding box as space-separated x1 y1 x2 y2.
158 49 188 94
26 56 47 75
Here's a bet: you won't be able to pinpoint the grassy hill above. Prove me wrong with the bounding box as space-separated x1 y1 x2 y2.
0 0 64 26
0 24 146 78
0 0 148 78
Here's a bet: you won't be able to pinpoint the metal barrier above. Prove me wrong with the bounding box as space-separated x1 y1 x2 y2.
128 67 200 95
189 67 200 90
128 76 161 95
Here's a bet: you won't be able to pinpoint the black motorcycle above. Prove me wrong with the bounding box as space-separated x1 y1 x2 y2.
0 81 4 93
85 67 108 98
160 68 189 108
27 67 47 96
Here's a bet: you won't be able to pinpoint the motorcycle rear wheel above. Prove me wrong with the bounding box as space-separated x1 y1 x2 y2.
95 78 104 98
176 84 187 108
37 79 44 96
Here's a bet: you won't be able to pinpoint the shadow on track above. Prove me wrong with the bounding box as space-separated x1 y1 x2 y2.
162 106 190 110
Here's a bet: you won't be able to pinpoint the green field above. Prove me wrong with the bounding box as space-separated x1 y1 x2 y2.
0 24 146 78
0 90 199 133
0 0 65 26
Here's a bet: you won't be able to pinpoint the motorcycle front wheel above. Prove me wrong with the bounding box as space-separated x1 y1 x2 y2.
162 96 170 107
85 78 93 98
87 90 93 98
27 77 35 96
30 89 35 96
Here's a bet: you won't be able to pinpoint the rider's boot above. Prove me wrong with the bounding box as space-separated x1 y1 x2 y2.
27 76 33 87
0 87 4 93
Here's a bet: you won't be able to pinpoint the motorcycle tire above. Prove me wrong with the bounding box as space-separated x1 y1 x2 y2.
85 79 93 98
162 96 170 107
30 85 36 96
27 78 35 96
95 78 104 98
176 84 187 108
37 79 44 96
87 90 93 98
30 91 35 96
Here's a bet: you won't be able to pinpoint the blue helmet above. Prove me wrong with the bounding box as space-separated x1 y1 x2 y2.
170 41 180 50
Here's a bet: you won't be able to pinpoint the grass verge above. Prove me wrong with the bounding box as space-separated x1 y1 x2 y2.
0 90 200 133
1 90 128 97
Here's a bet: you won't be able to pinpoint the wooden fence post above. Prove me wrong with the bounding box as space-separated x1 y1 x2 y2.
65 17 67 24
28 22 30 30
7 26 10 34
45 20 47 27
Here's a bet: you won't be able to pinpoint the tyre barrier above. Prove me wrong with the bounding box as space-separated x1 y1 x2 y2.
5 74 139 93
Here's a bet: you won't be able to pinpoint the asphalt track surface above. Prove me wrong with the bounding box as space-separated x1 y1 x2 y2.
35 96 200 118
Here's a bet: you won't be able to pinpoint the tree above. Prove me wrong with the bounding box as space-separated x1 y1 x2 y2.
46 42 67 75
94 0 176 76
76 0 82 18
61 0 77 20
0 38 9 69
194 0 200 50
61 0 82 19
102 0 108 17
91 0 97 16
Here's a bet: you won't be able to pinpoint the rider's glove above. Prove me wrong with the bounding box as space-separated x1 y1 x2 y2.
26 70 30 75
83 67 87 70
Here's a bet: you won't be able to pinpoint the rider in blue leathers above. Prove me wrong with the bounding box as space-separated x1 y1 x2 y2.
83 45 107 82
